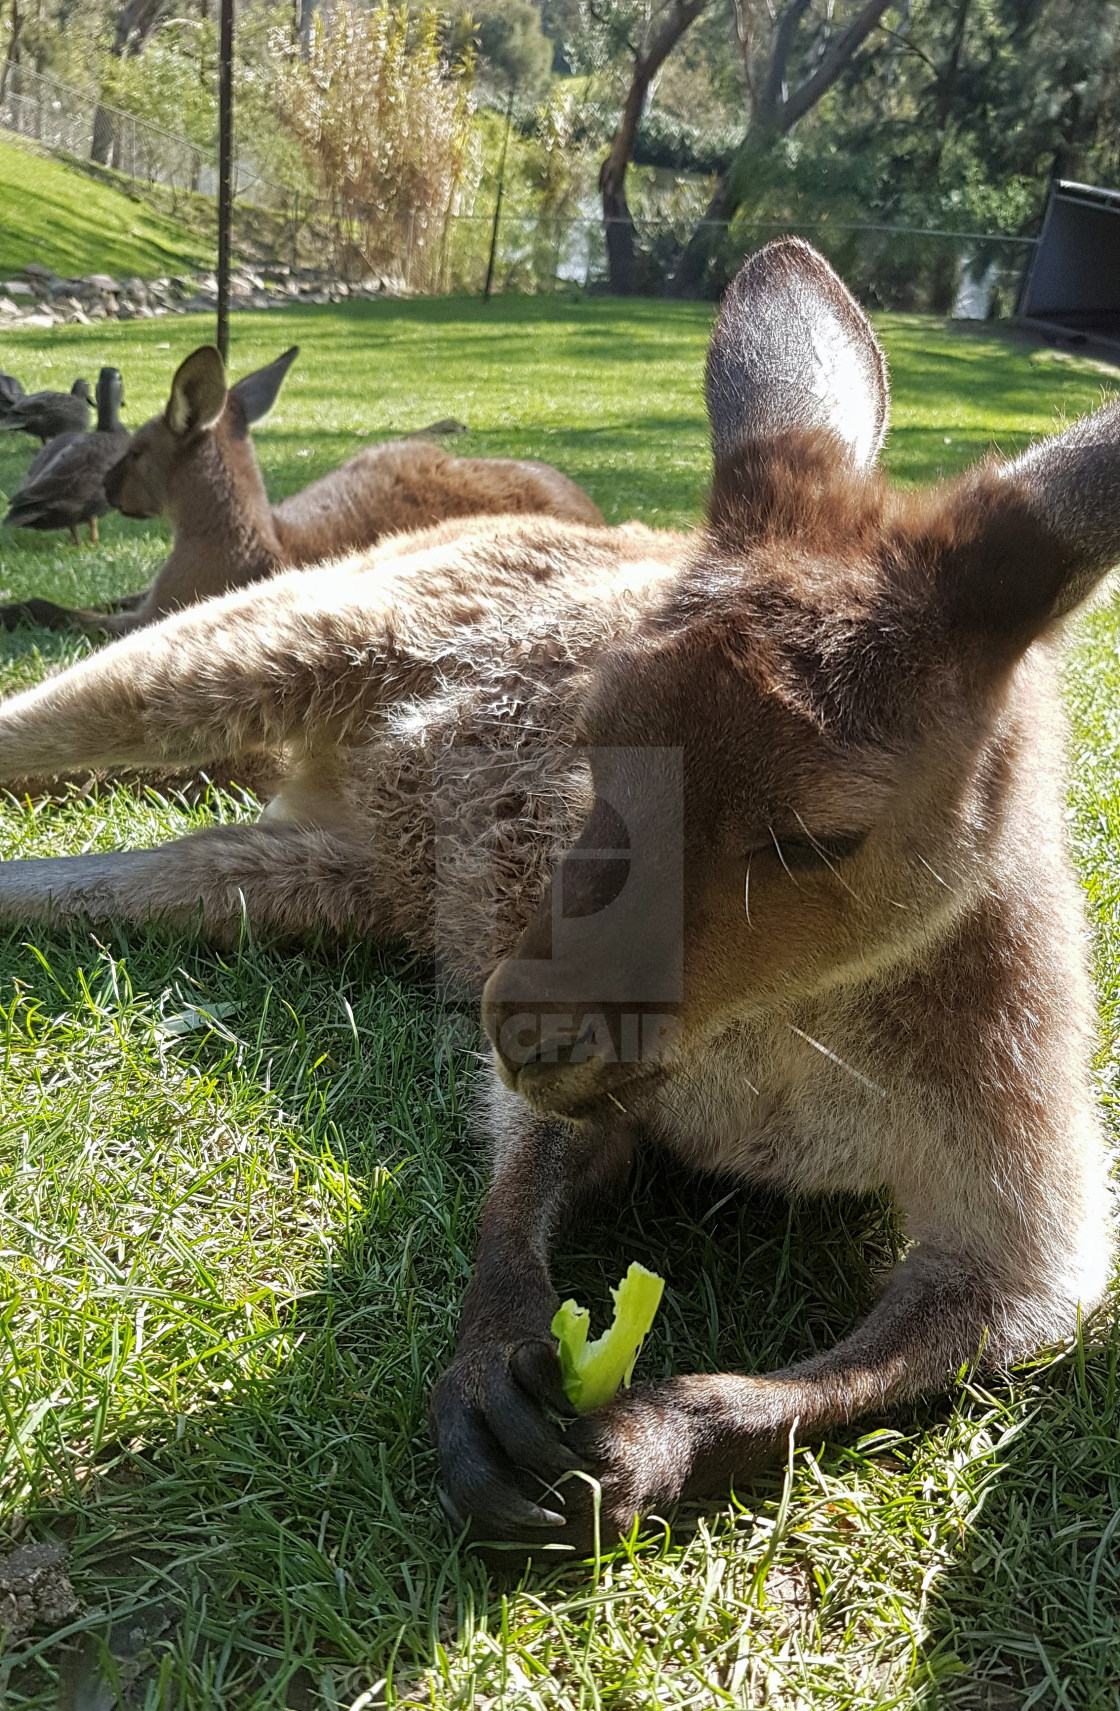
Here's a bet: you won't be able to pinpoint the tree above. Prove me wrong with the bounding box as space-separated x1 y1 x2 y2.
597 0 708 293
671 0 895 293
91 0 173 163
473 0 553 97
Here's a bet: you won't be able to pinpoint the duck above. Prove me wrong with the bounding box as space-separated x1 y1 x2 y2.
0 377 93 444
0 372 25 420
4 368 128 545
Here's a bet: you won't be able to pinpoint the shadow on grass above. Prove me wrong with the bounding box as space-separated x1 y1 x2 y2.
0 912 901 1705
922 1326 1120 1706
8 913 1106 1706
1 914 1118 1705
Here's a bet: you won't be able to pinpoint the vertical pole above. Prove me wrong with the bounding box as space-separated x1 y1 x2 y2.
405 206 416 288
216 0 234 363
483 89 513 302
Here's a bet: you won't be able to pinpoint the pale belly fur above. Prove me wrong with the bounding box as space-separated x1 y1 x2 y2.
645 1011 905 1197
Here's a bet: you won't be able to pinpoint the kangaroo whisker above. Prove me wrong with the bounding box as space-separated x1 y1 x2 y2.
787 1024 888 1099
915 851 953 890
791 808 861 898
769 826 800 885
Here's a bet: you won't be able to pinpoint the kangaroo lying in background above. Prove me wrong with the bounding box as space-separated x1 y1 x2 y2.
0 344 602 638
0 240 1112 1549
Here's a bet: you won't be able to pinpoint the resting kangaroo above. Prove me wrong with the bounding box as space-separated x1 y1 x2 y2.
0 343 602 638
0 240 1112 1548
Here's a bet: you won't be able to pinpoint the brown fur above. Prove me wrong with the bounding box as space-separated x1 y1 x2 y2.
0 345 602 640
0 241 1112 1551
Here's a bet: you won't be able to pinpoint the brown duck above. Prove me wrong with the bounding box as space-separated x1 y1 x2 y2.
4 368 128 545
0 376 93 444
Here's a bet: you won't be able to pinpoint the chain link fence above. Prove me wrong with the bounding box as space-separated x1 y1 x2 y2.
455 212 1033 316
0 61 285 213
0 61 1034 314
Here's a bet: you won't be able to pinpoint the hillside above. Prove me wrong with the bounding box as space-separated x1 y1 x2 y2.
0 134 211 281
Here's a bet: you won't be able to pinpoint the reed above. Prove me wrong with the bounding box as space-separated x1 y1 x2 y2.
279 2 478 290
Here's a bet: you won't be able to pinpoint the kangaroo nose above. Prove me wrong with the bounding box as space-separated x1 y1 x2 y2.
482 997 579 1079
484 970 678 1077
483 987 682 1117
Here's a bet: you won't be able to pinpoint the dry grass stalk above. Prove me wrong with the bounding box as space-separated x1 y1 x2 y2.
278 2 478 289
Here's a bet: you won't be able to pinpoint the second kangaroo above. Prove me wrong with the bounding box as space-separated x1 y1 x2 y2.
0 344 602 638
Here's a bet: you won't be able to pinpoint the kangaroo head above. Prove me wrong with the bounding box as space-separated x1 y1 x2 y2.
104 344 299 521
482 237 1120 1119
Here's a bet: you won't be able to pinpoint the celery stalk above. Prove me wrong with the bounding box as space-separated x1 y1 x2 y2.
551 1262 665 1413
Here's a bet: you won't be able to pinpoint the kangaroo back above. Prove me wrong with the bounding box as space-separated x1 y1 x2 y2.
271 440 602 564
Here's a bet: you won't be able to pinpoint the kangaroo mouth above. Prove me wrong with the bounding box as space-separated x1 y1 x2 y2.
507 1054 664 1121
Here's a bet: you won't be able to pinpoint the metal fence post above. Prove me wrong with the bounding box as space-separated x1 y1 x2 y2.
483 89 513 302
404 207 416 290
216 0 234 363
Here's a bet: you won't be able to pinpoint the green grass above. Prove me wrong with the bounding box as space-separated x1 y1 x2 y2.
0 296 1119 1708
0 137 210 283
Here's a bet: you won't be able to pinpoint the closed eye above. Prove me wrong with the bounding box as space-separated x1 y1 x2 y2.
771 830 866 871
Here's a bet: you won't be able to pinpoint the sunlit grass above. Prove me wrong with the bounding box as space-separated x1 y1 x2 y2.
0 136 210 282
0 297 1118 1707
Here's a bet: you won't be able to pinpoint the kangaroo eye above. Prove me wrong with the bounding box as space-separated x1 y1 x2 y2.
773 831 865 871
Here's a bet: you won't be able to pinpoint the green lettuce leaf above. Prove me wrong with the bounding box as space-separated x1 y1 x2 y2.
551 1262 665 1413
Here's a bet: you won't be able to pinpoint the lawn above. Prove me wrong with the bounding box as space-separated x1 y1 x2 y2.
0 295 1118 1709
0 136 210 283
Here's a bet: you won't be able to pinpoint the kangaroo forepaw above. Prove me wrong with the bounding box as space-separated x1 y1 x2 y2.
430 1338 583 1544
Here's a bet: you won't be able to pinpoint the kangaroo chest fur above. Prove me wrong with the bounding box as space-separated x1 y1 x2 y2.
644 1012 902 1193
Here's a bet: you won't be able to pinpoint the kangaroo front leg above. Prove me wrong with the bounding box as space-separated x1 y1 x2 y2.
0 567 420 781
430 1103 635 1539
0 823 382 941
0 596 133 635
564 1245 1068 1541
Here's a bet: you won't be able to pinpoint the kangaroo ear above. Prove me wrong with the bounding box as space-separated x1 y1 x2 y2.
166 347 227 437
925 397 1120 648
230 345 299 424
993 401 1120 619
706 238 889 470
937 399 1120 641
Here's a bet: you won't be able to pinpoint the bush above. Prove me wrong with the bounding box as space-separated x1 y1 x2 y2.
277 2 479 289
101 21 218 154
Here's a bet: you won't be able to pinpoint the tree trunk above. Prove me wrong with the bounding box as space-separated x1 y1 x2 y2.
598 0 708 295
91 0 169 165
90 105 117 167
0 0 22 102
295 0 317 55
925 0 971 176
670 125 767 297
600 177 637 295
599 81 646 295
671 0 894 296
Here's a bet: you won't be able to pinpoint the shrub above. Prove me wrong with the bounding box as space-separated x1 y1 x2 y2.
277 2 479 289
